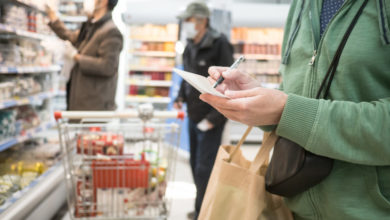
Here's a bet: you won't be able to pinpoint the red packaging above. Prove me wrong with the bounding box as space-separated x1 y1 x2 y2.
77 133 124 155
75 179 96 217
92 156 150 188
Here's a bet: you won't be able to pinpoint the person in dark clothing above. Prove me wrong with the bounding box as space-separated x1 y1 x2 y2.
46 0 123 110
174 2 234 219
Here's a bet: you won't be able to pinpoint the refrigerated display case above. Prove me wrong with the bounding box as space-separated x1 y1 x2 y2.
0 0 66 219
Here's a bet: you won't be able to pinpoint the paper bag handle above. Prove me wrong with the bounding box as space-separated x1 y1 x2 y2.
227 126 253 163
249 131 278 173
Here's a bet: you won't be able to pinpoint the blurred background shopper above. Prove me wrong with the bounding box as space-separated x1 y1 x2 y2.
174 2 234 219
46 0 123 110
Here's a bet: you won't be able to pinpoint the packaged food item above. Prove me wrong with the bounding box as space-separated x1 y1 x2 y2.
77 132 124 155
92 155 150 188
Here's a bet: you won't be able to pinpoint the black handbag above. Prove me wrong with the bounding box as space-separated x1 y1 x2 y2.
265 0 368 197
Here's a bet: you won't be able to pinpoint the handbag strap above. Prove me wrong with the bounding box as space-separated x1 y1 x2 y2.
316 0 368 99
249 131 278 173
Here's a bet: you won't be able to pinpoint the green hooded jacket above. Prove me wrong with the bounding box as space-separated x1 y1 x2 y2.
275 0 390 219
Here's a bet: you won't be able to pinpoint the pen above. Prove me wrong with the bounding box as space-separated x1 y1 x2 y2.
213 55 245 88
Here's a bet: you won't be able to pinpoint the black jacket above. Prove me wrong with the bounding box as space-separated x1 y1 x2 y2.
176 28 234 126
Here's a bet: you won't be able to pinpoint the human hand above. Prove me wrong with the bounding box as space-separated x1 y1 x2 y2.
173 101 183 110
197 119 214 132
208 66 262 94
199 87 288 126
45 4 58 22
64 41 78 60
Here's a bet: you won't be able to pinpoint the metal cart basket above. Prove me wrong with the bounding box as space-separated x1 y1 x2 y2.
55 109 184 219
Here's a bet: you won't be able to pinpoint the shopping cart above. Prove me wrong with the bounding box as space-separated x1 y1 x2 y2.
55 107 184 219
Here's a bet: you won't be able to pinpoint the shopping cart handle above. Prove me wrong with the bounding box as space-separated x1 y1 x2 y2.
54 111 185 121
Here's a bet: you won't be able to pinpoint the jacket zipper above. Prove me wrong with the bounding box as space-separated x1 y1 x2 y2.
282 0 306 64
308 0 349 98
378 0 390 44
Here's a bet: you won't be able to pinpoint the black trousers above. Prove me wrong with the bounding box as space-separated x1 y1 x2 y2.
188 119 225 219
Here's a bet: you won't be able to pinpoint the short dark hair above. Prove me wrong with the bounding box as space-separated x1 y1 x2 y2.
108 0 118 11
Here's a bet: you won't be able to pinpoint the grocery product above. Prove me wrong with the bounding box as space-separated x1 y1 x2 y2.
0 138 61 206
77 132 125 155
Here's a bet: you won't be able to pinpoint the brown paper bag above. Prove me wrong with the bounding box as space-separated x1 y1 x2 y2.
199 128 293 220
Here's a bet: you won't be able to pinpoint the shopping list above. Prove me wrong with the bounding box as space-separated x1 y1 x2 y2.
173 68 228 98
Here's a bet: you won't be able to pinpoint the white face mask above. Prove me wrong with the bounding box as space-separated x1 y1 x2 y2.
182 22 198 39
83 0 95 15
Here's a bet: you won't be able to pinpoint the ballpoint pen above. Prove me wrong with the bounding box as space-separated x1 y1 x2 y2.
213 55 245 88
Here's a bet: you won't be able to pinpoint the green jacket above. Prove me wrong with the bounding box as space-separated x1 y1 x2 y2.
275 0 390 219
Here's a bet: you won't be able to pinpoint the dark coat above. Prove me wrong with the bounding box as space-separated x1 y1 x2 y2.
49 13 123 110
176 28 234 126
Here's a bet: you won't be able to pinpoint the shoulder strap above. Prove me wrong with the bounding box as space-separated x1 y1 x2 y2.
316 0 369 99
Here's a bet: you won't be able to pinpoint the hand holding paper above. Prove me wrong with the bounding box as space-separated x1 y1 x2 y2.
173 68 228 98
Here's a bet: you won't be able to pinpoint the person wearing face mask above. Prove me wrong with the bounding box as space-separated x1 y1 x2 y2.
45 0 123 111
173 2 234 219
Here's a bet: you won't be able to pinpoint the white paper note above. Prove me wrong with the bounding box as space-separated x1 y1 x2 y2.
173 68 228 98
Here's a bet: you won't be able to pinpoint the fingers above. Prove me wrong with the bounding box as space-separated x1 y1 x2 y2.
207 76 216 85
225 88 263 99
208 66 230 80
200 94 238 111
221 68 242 79
200 94 252 124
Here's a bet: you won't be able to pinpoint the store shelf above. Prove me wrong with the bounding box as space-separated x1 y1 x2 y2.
0 121 56 153
132 51 176 58
234 53 280 60
0 65 61 74
3 0 46 15
0 91 59 110
127 79 173 87
130 66 173 72
227 120 263 144
231 40 278 45
131 38 177 43
59 15 88 23
0 23 55 41
126 96 171 104
0 163 66 219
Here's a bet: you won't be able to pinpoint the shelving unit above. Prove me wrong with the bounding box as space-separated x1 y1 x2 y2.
0 163 66 220
126 24 178 110
58 0 87 30
233 53 280 61
0 0 65 218
0 65 61 74
0 121 56 152
129 66 174 72
126 96 171 104
127 79 173 87
228 27 284 144
230 27 283 87
0 23 56 41
0 90 59 110
58 15 87 23
132 51 176 58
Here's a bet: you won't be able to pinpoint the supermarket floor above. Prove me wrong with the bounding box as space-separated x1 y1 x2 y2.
59 146 259 220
